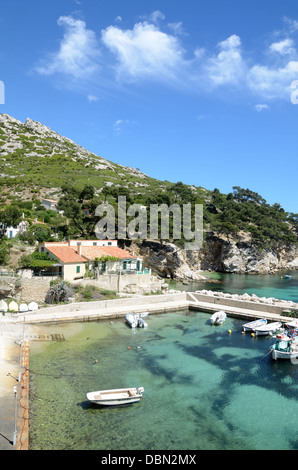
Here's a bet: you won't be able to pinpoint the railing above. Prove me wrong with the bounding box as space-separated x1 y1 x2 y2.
97 268 151 276
137 269 151 275
0 271 17 277
32 272 62 278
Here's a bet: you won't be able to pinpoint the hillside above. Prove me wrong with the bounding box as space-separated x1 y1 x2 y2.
1 112 298 276
0 113 175 201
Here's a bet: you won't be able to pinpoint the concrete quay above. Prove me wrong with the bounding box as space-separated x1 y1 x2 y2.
187 291 298 324
1 290 297 451
11 291 298 326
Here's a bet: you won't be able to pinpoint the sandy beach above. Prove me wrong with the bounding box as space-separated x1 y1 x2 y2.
0 318 30 450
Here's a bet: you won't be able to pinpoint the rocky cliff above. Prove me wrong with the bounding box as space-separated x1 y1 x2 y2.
200 232 298 274
122 236 298 280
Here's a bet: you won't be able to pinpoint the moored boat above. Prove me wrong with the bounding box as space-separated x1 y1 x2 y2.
126 312 149 328
242 318 267 332
271 335 298 360
126 313 139 328
138 317 148 328
86 387 144 406
254 321 282 336
285 320 298 329
210 311 227 325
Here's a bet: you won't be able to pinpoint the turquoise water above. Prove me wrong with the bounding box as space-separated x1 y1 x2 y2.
29 308 298 450
171 271 298 303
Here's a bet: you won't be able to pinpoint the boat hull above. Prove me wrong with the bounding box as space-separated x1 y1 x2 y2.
126 314 138 328
86 387 144 406
254 322 282 336
242 319 267 332
271 347 298 361
210 311 226 325
126 313 148 328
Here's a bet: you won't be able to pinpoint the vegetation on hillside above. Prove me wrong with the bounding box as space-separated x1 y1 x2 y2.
0 113 297 271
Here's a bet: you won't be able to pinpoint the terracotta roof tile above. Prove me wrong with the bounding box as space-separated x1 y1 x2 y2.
44 243 137 263
81 246 137 261
46 246 86 264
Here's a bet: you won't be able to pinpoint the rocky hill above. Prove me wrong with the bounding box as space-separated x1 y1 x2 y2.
1 112 298 277
0 113 170 202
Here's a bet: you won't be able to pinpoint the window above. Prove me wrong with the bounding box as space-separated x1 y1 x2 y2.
76 266 80 273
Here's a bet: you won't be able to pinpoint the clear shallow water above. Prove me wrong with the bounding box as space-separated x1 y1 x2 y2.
29 310 298 450
171 271 298 303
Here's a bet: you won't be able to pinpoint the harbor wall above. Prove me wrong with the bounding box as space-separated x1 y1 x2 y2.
187 291 298 316
13 290 298 325
21 292 188 318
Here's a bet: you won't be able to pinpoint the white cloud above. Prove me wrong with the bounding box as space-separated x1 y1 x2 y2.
101 21 185 82
269 38 296 56
35 13 298 104
113 119 136 135
87 94 99 102
149 10 166 24
283 17 298 33
167 21 186 36
248 60 298 99
36 15 100 79
205 35 246 86
254 104 270 112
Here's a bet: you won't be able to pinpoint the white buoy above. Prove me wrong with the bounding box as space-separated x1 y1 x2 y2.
28 302 38 311
19 303 29 312
9 301 18 312
0 299 8 312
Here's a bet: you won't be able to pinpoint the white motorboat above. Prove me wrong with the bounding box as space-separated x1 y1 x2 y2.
210 311 227 325
242 318 267 332
126 312 149 328
126 313 139 328
86 387 144 406
138 317 148 328
286 320 298 329
254 322 282 336
271 335 298 360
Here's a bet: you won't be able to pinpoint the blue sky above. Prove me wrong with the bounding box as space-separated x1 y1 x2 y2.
1 0 298 213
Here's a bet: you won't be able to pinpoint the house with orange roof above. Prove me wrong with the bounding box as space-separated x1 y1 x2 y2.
41 198 59 211
38 240 144 281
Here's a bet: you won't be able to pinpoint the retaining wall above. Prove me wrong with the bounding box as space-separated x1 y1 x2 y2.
23 292 188 317
20 277 51 303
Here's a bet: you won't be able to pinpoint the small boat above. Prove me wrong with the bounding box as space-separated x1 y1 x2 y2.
86 387 144 406
286 320 298 329
242 318 267 332
210 311 227 325
138 317 148 328
126 313 139 328
271 335 298 360
281 275 292 279
254 322 282 336
126 312 149 328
